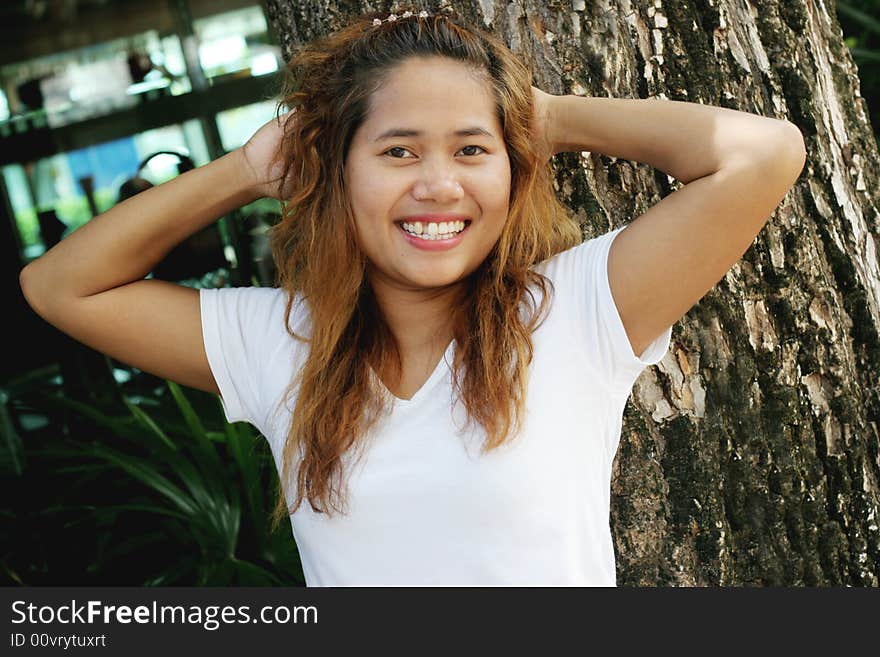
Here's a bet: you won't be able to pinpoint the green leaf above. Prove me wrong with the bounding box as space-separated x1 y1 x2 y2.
225 418 266 537
127 424 220 517
90 446 198 516
850 46 880 63
231 556 283 585
0 389 25 476
837 1 880 37
165 381 227 497
144 555 200 586
166 380 207 438
122 396 177 451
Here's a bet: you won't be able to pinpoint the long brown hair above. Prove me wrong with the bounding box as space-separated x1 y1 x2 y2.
266 7 582 527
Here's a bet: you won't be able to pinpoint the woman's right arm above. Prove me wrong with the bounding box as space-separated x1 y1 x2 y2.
18 148 264 396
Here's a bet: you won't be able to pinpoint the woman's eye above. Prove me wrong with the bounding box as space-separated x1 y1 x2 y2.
385 147 412 158
383 145 486 158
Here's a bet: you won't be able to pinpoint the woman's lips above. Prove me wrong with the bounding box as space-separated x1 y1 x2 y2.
395 220 471 251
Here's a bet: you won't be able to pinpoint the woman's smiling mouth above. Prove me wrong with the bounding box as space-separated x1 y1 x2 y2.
398 218 470 239
395 219 472 251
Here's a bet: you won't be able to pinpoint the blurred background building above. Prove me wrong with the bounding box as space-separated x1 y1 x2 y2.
0 2 305 587
2 0 285 394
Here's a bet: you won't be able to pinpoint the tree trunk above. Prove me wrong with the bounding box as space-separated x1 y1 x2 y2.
264 0 880 586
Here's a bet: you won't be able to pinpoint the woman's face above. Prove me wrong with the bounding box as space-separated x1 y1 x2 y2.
344 56 511 293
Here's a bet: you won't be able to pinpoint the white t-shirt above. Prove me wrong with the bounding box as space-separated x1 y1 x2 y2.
199 225 673 586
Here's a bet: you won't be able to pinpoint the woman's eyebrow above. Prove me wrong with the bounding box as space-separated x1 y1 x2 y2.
373 126 495 141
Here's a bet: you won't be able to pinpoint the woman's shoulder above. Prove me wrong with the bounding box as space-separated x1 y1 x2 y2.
531 226 627 277
200 285 309 333
201 284 293 308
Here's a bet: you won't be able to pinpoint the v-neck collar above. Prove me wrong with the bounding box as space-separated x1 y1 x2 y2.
370 340 455 408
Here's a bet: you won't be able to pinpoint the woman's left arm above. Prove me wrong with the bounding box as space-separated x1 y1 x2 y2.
540 92 806 358
546 93 804 183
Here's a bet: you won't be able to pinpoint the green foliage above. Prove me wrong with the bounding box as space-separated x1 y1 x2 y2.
837 1 880 134
13 207 39 250
14 187 120 253
54 189 119 230
2 379 304 586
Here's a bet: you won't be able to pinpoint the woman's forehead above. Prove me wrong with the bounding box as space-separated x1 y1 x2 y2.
362 62 499 140
372 57 490 100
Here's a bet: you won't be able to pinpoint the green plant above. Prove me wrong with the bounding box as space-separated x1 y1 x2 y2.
837 1 880 135
11 380 304 586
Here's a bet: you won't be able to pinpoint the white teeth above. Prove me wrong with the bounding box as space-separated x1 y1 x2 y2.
400 220 467 240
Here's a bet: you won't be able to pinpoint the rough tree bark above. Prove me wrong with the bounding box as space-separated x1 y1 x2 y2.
264 0 880 586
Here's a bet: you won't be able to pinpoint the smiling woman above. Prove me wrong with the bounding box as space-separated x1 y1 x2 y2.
19 6 675 587
259 8 599 534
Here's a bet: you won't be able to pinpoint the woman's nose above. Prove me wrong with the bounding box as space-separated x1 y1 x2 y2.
412 161 464 202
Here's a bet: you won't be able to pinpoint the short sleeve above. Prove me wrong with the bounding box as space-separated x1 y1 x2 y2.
540 226 673 395
199 286 292 432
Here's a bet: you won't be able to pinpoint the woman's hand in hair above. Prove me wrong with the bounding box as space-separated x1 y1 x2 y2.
239 110 298 200
531 86 558 162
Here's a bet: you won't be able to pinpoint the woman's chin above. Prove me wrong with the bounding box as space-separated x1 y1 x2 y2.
365 258 473 292
401 265 469 290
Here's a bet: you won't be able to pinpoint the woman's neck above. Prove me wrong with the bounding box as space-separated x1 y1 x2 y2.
368 276 464 357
